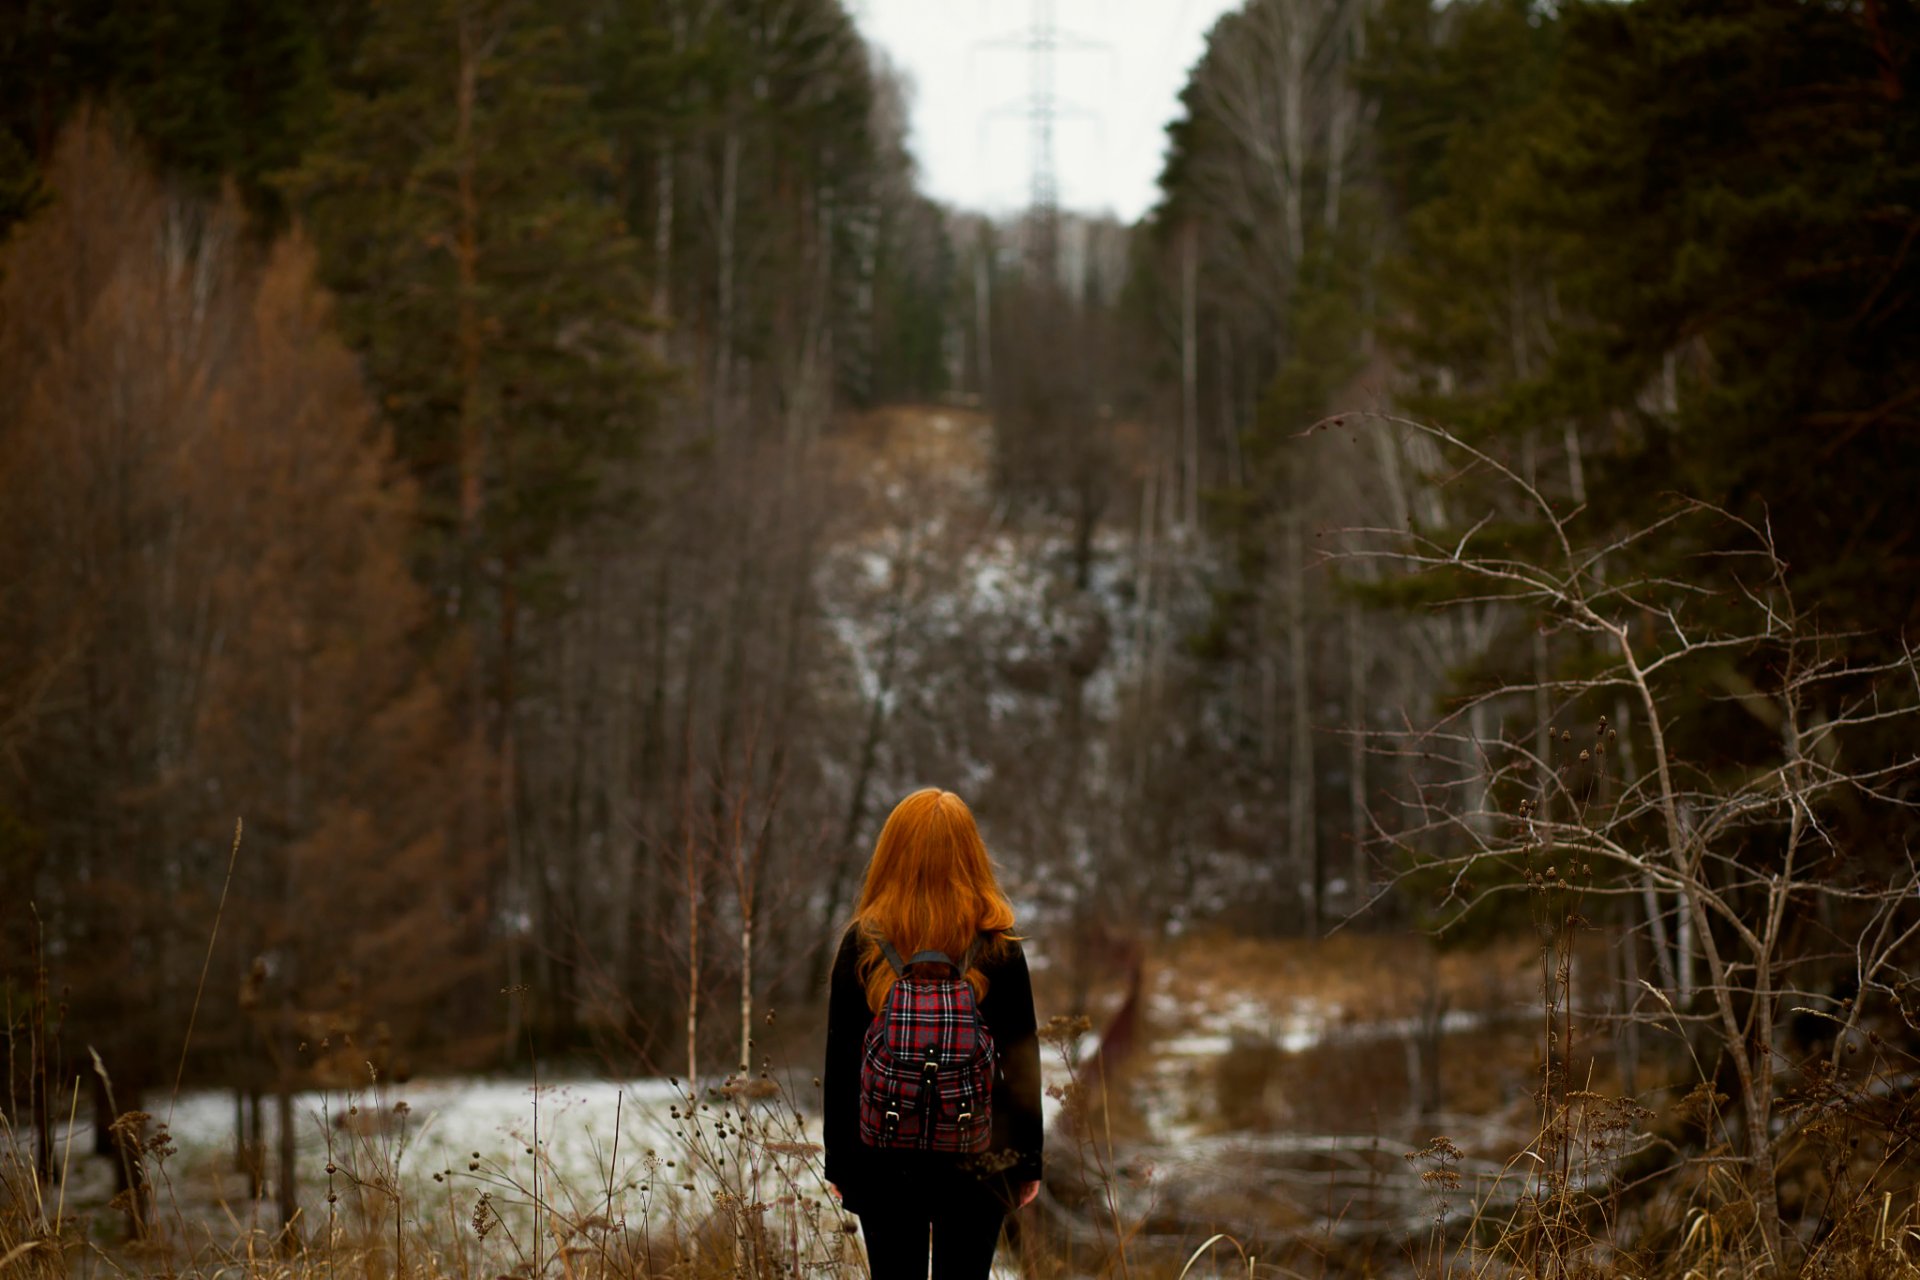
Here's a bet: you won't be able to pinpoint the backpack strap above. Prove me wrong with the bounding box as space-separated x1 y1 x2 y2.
874 935 910 976
875 931 990 976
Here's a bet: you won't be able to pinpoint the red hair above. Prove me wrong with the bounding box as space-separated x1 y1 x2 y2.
851 788 1017 1013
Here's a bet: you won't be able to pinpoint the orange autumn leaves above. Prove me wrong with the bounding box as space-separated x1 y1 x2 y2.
0 117 489 1080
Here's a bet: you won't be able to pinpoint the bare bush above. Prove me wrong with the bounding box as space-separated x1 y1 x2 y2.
1332 414 1920 1274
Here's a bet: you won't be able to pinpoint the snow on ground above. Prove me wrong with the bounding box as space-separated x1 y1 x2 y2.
814 404 1223 891
152 1076 695 1191
1149 969 1353 1059
13 1074 848 1263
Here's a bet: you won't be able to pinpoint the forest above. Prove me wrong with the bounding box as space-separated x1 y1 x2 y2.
2 0 1918 1276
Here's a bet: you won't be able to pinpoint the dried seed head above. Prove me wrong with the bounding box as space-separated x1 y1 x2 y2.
472 1193 496 1240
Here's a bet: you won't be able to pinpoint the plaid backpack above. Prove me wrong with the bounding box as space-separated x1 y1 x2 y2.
857 932 996 1152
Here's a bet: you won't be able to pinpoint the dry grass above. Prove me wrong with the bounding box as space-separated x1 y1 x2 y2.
7 921 1918 1280
0 1065 864 1280
827 404 996 508
1152 932 1542 1032
1027 924 1920 1280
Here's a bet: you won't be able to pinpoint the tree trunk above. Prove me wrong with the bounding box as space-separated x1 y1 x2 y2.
277 1024 296 1244
1345 599 1368 913
453 15 485 600
713 125 740 439
1072 485 1096 590
1324 4 1359 234
1533 625 1552 774
1284 508 1316 931
1614 922 1640 1098
1676 893 1696 1004
1280 13 1306 266
452 6 510 1050
249 1087 265 1199
1614 695 1679 995
685 765 701 1089
974 238 993 399
1701 895 1784 1268
232 1085 247 1176
650 137 674 358
1180 221 1199 528
739 906 753 1076
32 952 52 1185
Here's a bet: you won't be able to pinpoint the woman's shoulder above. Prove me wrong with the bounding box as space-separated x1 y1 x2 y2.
839 923 875 956
980 931 1029 972
829 924 866 983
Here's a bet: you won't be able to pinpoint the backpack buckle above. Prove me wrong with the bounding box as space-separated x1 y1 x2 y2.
957 1110 972 1124
884 1109 900 1130
921 1056 939 1082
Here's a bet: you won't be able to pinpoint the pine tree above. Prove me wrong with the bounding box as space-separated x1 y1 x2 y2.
0 0 330 227
1537 0 1920 646
288 2 655 1037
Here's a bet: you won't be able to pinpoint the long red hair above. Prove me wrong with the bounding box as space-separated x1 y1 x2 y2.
851 788 1017 1013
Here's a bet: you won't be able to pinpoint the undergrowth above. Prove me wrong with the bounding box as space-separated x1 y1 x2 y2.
4 937 1917 1280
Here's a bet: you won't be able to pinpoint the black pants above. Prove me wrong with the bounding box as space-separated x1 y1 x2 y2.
855 1185 1007 1280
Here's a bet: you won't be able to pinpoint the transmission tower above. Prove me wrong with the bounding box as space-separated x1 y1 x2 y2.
976 0 1106 283
1026 0 1061 277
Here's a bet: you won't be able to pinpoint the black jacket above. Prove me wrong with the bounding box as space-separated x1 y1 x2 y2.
822 926 1044 1213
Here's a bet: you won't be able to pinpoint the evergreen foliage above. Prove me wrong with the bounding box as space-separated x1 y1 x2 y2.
0 0 951 1076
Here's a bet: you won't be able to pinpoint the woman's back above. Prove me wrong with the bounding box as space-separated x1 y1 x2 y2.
822 925 1043 1210
820 788 1044 1280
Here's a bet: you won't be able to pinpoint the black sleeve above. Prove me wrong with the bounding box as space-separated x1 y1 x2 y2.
984 940 1044 1183
822 927 868 1189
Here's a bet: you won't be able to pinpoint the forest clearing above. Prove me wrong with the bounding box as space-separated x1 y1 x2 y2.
4 0 1919 1276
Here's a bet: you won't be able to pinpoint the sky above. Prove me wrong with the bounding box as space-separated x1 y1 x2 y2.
846 0 1240 225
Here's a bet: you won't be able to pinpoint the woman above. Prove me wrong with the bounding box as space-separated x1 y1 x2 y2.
823 788 1043 1280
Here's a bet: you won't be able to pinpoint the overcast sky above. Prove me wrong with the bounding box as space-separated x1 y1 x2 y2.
846 0 1240 224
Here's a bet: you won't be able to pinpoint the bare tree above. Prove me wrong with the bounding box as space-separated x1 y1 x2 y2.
1335 413 1920 1272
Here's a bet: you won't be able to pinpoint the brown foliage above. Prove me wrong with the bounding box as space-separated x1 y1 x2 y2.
0 115 491 1091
